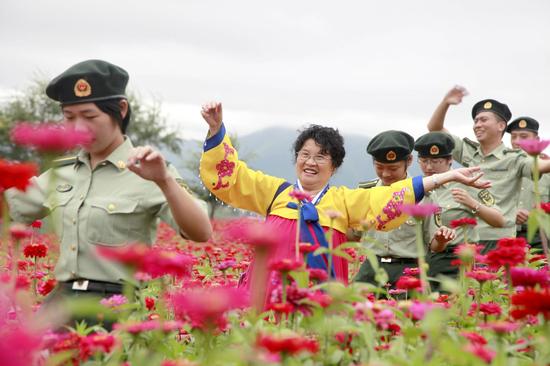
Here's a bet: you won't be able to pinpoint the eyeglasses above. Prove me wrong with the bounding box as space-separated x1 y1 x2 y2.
297 151 331 165
418 157 449 166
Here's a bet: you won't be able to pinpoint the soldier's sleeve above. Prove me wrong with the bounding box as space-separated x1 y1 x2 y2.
199 123 286 216
450 134 465 163
156 165 209 234
4 170 51 224
343 176 424 231
515 154 536 179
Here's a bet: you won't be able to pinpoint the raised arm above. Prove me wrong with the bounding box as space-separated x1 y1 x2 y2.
450 187 505 228
127 146 213 242
422 166 490 193
427 85 468 133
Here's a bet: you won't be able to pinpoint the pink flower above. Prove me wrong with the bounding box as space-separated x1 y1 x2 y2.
461 331 487 345
100 294 128 309
466 270 498 283
299 242 320 254
308 268 328 282
9 224 33 240
10 121 93 152
465 342 496 364
269 258 304 273
289 189 313 202
477 302 502 316
510 267 549 288
170 286 249 331
401 203 440 219
515 138 550 156
480 320 520 334
114 320 183 334
216 259 237 271
409 301 439 321
222 218 284 249
403 267 420 276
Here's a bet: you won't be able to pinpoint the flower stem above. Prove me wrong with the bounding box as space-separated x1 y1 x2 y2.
295 205 302 261
414 218 430 295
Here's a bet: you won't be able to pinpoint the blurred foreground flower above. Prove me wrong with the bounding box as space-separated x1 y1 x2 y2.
10 121 93 152
0 160 38 192
515 138 550 156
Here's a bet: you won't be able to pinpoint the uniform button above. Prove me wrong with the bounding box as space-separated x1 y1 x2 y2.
71 245 76 251
117 160 126 169
71 271 76 277
72 218 76 225
79 195 84 200
108 204 116 212
521 187 524 190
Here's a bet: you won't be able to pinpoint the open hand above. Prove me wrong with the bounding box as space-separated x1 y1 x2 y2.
452 167 491 189
444 85 468 105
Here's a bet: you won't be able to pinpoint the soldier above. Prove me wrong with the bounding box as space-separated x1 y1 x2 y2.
414 132 504 289
354 130 456 288
427 86 550 253
507 117 550 250
5 60 212 326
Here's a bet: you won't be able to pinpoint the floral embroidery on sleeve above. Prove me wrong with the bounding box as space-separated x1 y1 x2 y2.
212 143 236 190
375 188 408 230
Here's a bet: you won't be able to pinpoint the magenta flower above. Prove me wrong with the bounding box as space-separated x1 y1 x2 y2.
409 301 440 321
401 203 440 219
289 189 313 202
510 267 550 288
100 294 128 309
515 138 550 156
222 218 285 249
11 121 93 152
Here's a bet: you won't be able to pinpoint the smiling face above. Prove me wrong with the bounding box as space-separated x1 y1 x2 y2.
62 102 125 158
473 111 506 144
295 139 335 192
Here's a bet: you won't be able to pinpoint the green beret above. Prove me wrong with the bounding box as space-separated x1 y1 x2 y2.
367 130 414 163
471 99 512 122
506 116 539 134
414 132 455 158
46 59 128 105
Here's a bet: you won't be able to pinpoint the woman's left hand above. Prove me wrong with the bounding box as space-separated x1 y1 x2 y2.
127 146 169 184
452 167 491 189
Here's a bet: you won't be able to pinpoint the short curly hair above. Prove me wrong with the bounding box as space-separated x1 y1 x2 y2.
293 124 345 169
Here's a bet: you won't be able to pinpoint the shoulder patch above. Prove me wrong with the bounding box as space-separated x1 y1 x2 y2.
358 179 379 189
463 137 480 148
503 148 526 156
53 156 77 168
478 189 495 206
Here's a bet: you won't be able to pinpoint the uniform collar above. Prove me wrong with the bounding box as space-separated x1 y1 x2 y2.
75 137 133 171
473 142 506 159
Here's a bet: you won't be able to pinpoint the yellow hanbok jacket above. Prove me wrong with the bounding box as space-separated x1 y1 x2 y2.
199 124 425 234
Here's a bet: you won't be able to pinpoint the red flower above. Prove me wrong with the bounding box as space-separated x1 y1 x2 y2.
170 286 249 331
485 238 527 269
403 267 420 276
466 270 498 283
515 138 550 156
145 297 156 311
9 224 33 240
307 291 332 308
511 288 550 320
23 243 48 258
299 242 320 254
477 302 502 316
465 342 496 364
395 275 422 290
461 331 487 345
30 220 42 229
450 217 477 228
256 333 319 355
38 279 57 296
401 203 440 219
510 267 549 288
269 258 304 273
268 302 295 315
540 202 550 214
10 121 93 152
308 268 328 282
288 189 313 202
0 159 38 192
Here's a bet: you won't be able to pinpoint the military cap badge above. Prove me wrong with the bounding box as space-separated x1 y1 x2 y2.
430 145 440 155
518 120 527 128
386 150 397 161
483 101 492 109
74 79 92 97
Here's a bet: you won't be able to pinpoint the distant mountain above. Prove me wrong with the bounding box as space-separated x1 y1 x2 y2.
164 127 423 188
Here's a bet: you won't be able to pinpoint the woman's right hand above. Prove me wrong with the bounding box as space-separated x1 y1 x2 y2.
201 101 223 136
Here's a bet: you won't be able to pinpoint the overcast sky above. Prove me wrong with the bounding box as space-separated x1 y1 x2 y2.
1 0 549 144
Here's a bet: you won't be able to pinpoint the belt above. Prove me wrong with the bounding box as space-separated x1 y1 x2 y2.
376 256 418 264
60 279 124 293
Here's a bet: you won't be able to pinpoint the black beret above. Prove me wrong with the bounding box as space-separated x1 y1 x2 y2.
46 59 128 105
471 99 512 122
414 132 455 158
367 130 414 163
506 116 539 134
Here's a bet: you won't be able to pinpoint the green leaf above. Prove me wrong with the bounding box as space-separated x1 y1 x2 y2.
289 270 309 288
527 209 540 242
